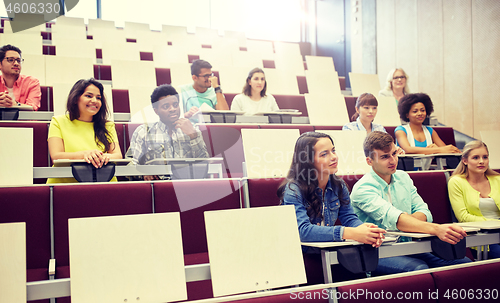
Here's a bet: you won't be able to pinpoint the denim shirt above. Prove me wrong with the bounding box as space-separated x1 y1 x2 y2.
282 178 364 251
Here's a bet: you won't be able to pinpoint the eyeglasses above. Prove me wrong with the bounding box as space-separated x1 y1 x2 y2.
393 76 406 80
4 57 24 64
198 73 214 79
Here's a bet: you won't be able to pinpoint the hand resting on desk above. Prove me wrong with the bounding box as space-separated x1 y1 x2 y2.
343 223 386 248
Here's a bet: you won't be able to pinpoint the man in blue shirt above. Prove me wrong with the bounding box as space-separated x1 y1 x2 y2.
179 59 229 121
351 131 470 274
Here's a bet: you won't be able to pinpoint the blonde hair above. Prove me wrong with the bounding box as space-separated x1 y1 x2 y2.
452 140 499 178
382 68 411 94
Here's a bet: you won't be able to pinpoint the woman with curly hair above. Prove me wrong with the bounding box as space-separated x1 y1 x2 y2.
395 93 460 155
47 78 122 183
277 132 385 252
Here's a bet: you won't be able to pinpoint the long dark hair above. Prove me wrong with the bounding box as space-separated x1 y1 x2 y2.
277 132 349 221
242 67 267 97
351 93 378 121
66 78 114 152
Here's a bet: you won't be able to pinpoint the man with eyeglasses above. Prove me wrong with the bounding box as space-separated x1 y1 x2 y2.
179 59 229 121
0 44 41 111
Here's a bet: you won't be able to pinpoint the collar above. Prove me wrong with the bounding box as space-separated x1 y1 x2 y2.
355 117 373 131
0 74 21 88
315 177 334 196
369 167 396 188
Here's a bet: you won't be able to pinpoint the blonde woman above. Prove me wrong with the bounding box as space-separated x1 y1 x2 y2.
448 140 500 259
379 68 410 104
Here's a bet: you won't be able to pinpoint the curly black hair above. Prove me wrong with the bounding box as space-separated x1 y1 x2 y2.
150 84 178 106
398 93 434 122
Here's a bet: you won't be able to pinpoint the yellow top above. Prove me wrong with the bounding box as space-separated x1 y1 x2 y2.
47 114 118 183
448 174 500 222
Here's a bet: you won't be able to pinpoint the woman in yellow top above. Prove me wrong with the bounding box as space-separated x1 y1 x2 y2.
448 140 500 258
47 78 122 183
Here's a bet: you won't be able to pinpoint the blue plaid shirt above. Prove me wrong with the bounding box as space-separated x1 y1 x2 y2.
125 121 209 165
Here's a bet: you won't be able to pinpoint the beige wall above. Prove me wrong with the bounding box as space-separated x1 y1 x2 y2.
373 0 500 138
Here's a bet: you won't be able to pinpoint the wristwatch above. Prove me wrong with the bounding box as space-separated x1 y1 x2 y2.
214 87 222 94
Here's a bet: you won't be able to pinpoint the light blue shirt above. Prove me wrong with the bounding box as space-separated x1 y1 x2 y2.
342 117 387 133
179 84 217 122
350 168 433 231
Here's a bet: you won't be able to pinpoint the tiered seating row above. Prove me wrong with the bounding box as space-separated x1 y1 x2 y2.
1 170 493 302
0 121 457 179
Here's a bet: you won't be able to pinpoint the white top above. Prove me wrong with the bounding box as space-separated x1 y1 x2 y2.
7 87 16 102
479 197 500 219
230 93 279 116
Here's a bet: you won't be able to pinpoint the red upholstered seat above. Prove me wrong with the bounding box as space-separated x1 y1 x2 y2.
40 86 53 112
111 89 130 113
314 125 343 131
113 123 127 158
408 171 452 224
155 68 171 86
297 75 308 94
432 261 500 303
337 273 436 303
0 121 50 168
344 96 357 122
433 127 456 146
274 95 308 117
206 124 259 178
340 174 364 192
247 178 285 208
154 179 241 301
53 183 153 280
0 186 51 282
94 64 112 81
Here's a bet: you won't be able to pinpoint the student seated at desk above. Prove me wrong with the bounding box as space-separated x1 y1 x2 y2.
378 68 410 104
125 84 209 181
179 59 229 122
0 44 41 111
230 67 279 116
395 93 460 155
47 78 122 183
342 93 386 134
448 140 500 259
351 131 470 275
278 132 386 251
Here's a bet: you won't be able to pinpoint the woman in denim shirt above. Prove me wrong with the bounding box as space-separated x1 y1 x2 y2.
278 132 385 253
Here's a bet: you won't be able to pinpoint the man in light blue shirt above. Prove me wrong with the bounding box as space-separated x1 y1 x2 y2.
351 131 470 274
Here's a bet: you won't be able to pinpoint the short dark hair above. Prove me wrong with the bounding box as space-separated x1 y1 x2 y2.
190 59 212 76
243 67 267 97
398 93 434 122
150 84 178 106
363 131 394 158
0 44 22 62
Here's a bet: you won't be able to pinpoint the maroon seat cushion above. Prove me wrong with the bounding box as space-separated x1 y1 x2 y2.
274 95 308 117
432 261 500 303
0 186 51 281
433 127 456 146
247 178 285 208
408 171 452 223
314 125 343 131
53 183 153 278
338 273 436 303
155 68 171 86
154 179 241 255
112 89 130 113
297 75 308 94
344 96 357 122
113 123 127 158
207 124 259 178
